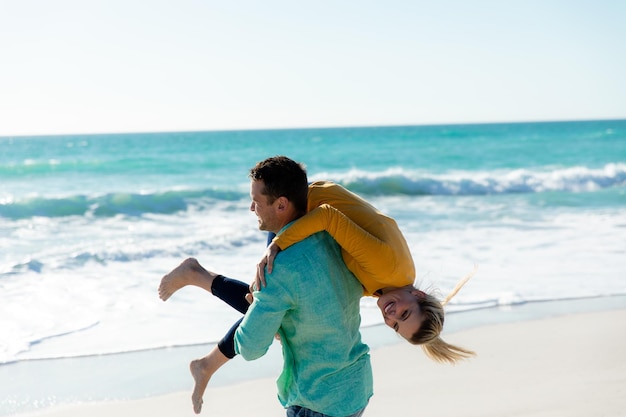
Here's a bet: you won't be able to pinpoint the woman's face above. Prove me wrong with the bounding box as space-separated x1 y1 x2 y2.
377 288 425 341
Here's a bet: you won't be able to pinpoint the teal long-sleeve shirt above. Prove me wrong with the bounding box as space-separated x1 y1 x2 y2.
234 230 373 416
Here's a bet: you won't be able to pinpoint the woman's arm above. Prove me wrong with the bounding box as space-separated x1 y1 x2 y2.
274 204 395 275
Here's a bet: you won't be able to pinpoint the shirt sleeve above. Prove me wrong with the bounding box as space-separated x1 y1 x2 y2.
233 265 295 361
273 204 395 277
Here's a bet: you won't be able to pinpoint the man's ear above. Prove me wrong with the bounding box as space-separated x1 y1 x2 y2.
276 196 289 211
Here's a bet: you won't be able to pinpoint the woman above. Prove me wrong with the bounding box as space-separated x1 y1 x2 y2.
158 181 475 414
259 181 475 354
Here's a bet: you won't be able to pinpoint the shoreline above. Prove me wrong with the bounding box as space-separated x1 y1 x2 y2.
5 295 626 416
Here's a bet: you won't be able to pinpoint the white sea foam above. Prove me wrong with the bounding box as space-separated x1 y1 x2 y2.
2 191 625 364
2 123 626 365
314 163 626 195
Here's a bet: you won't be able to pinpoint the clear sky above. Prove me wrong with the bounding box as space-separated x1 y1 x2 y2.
1 0 625 136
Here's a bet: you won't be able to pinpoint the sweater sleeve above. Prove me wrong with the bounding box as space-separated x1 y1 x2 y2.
274 204 395 277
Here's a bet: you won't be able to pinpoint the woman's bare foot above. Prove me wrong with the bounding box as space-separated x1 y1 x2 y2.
158 258 197 300
190 359 210 414
158 258 215 301
188 347 230 414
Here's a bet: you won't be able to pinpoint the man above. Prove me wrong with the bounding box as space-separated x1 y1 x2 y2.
159 156 372 417
237 156 372 417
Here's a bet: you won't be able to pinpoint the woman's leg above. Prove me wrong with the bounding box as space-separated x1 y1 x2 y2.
189 316 243 414
189 275 250 413
190 345 229 414
210 274 251 314
159 261 251 414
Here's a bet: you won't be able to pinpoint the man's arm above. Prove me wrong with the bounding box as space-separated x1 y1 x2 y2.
234 263 295 360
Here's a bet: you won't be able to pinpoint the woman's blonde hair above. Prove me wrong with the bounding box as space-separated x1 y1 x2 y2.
411 266 478 364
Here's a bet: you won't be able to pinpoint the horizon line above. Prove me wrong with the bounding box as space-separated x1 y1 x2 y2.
2 117 625 139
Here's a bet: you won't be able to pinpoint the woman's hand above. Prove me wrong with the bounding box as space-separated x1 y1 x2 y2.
253 241 281 291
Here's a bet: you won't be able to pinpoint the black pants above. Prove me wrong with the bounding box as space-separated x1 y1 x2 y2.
212 275 250 358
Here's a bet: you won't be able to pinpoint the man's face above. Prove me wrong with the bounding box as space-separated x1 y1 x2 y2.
249 179 280 233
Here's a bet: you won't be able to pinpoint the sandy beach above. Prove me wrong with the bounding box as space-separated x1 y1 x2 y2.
18 307 626 417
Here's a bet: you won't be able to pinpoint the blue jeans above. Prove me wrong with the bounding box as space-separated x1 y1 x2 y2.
286 405 366 417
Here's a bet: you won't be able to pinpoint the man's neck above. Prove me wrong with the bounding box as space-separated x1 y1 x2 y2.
271 213 303 234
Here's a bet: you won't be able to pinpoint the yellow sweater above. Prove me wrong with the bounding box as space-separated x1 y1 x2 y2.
273 181 415 296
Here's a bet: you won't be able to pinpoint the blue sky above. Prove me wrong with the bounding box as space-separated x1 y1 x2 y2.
1 0 625 136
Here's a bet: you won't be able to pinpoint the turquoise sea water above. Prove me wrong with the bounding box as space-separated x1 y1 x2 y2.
1 120 626 413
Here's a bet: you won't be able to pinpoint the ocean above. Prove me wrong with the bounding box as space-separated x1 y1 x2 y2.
1 120 626 414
